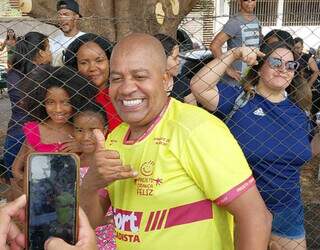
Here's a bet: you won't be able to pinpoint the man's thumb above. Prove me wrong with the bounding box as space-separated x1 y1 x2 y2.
93 129 106 151
44 237 73 250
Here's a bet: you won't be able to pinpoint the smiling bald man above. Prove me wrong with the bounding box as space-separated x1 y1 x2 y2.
80 33 271 250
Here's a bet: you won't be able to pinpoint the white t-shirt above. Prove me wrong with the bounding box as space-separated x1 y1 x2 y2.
49 31 85 66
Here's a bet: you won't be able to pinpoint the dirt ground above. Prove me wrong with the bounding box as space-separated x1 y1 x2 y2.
301 157 320 249
1 93 320 248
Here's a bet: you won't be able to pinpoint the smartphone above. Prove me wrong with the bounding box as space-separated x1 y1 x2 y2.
26 153 79 250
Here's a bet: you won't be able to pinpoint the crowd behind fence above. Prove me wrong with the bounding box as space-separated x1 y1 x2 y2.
0 11 320 249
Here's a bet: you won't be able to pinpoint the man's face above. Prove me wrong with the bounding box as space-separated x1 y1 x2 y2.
109 45 169 130
239 0 256 14
57 9 78 35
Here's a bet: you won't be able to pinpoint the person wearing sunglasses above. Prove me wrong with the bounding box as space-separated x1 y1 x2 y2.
210 0 261 86
191 41 318 249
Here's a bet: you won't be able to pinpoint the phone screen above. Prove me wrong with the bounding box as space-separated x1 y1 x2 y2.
27 153 78 250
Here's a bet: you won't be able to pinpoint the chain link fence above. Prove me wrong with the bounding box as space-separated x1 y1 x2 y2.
0 9 320 249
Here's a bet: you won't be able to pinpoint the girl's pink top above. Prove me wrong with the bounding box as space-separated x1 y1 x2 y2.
23 121 63 152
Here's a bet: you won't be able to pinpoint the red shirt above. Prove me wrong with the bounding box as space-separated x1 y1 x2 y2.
95 88 122 132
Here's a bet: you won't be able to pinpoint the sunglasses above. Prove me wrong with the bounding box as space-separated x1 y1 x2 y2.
267 56 300 71
242 0 256 2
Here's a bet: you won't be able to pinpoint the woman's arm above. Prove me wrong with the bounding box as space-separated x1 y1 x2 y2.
12 140 31 181
190 47 264 112
0 40 7 51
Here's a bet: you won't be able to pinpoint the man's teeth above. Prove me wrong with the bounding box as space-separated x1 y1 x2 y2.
123 99 143 106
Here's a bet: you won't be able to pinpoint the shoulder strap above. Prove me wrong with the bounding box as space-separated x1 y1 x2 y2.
224 90 252 123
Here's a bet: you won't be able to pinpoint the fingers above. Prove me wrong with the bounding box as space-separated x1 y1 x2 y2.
78 207 95 238
239 47 266 66
44 237 73 250
0 195 26 250
255 49 266 58
76 207 97 248
0 194 26 217
6 223 25 249
93 129 106 152
60 141 81 153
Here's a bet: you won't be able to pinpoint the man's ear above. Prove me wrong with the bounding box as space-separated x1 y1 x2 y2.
162 71 170 91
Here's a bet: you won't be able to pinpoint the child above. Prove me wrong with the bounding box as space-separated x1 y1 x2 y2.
73 103 116 250
11 66 98 192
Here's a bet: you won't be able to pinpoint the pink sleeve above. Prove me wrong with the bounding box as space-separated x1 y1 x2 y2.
213 176 256 206
22 121 40 148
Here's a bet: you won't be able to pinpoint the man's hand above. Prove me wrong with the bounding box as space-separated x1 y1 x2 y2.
45 208 97 250
0 195 26 250
82 129 138 191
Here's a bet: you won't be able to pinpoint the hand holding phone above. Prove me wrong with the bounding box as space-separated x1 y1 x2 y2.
44 208 97 250
26 153 79 250
0 195 97 250
82 130 138 191
0 195 26 250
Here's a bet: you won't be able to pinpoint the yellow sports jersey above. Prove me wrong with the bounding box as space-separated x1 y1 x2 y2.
105 98 254 250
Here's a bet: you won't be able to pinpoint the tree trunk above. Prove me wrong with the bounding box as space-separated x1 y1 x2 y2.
28 0 199 42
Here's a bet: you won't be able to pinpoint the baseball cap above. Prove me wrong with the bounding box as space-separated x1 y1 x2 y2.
57 0 82 17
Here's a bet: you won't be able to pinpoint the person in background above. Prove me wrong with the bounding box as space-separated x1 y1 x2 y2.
0 29 17 67
210 0 261 86
263 29 294 47
2 32 51 198
0 195 98 250
191 41 316 249
293 37 320 120
154 33 196 104
80 33 271 250
11 66 97 194
50 0 85 66
293 37 319 87
64 33 122 132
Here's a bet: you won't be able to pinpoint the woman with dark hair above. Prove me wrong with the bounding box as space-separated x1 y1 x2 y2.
154 33 196 104
293 37 319 87
0 29 17 67
263 29 294 47
64 33 121 132
191 42 317 249
262 31 312 113
3 32 51 184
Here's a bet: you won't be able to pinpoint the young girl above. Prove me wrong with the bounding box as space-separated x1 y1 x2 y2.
73 103 116 250
12 66 98 191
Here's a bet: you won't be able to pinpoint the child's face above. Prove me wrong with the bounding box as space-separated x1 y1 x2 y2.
45 87 73 125
74 113 105 153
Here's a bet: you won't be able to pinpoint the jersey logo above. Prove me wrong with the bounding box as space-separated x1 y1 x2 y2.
140 160 155 176
136 161 162 196
114 208 143 243
154 137 170 145
253 107 266 116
